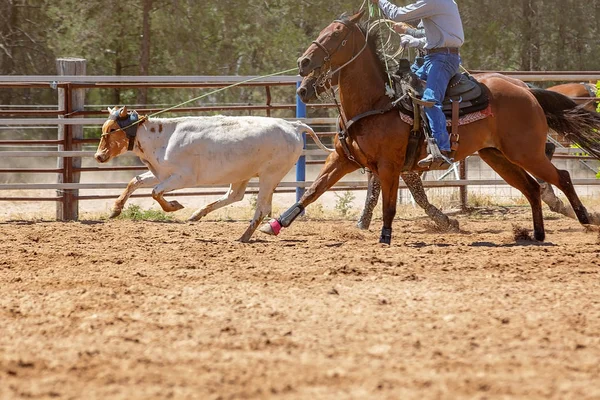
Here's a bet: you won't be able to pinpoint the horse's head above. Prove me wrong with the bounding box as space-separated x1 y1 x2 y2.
94 106 137 163
297 10 365 77
297 69 340 104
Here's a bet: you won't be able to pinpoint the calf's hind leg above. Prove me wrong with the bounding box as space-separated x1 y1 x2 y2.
188 180 250 222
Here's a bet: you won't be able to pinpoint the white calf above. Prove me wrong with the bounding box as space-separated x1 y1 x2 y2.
94 107 332 242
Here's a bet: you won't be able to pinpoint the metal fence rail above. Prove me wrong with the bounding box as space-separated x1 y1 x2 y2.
1 68 599 219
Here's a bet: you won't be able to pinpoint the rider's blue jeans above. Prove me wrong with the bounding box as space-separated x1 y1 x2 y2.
411 52 461 152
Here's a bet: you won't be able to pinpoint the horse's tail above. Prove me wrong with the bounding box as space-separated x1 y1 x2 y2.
293 121 334 153
529 88 600 159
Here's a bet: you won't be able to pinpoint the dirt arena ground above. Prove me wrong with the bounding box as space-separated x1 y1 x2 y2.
1 207 599 399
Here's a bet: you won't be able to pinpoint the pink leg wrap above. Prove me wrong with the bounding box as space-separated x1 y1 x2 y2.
268 219 282 236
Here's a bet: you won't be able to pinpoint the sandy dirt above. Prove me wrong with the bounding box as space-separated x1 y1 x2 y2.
1 207 600 400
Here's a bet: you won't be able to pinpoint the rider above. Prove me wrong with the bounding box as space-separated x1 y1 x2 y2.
371 0 464 168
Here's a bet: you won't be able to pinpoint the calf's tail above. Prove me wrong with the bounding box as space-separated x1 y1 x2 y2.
293 121 334 153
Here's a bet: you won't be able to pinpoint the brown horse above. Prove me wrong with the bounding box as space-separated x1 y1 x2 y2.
261 11 600 244
547 83 598 112
297 69 591 230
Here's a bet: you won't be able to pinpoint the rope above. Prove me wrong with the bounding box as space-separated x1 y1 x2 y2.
110 67 298 134
147 67 298 118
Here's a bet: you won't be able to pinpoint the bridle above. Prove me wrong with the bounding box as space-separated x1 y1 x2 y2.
309 18 371 81
307 17 388 172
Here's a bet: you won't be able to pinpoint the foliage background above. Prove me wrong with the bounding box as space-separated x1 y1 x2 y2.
1 0 599 108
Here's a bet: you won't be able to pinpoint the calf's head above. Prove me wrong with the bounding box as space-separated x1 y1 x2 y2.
95 106 137 163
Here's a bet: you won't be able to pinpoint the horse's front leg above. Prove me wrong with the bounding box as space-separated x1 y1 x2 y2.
259 151 357 236
378 162 401 245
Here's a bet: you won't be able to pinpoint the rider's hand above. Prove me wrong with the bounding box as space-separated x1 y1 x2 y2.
400 35 421 48
393 22 411 34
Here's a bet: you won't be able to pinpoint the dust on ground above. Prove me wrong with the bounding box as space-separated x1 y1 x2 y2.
1 207 599 399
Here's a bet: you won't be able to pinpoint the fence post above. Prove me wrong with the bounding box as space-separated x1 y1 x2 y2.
460 158 468 210
56 58 86 221
295 81 306 205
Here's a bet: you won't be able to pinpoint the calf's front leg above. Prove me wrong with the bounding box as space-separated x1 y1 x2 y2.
111 171 159 218
151 174 191 212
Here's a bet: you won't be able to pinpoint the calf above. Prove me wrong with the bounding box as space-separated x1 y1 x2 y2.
94 107 331 242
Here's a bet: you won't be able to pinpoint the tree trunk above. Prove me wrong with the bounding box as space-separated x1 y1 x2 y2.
137 0 152 106
0 0 17 105
520 0 540 71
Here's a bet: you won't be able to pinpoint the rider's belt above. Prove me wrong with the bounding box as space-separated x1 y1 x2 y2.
425 47 460 55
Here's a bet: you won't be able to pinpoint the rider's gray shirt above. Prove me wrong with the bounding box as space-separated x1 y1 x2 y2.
378 0 464 49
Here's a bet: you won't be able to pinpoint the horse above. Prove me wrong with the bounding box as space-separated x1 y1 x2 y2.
546 83 598 112
260 11 600 245
296 69 591 230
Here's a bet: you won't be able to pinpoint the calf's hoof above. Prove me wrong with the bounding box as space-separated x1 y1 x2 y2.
109 208 122 218
164 200 184 212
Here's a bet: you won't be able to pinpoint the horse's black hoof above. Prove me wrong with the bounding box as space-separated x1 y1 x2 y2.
379 227 392 245
534 230 545 242
379 237 391 245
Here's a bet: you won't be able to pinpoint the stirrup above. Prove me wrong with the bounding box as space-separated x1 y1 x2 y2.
417 153 453 169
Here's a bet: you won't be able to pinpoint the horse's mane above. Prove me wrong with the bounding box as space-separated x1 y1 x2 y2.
337 13 388 79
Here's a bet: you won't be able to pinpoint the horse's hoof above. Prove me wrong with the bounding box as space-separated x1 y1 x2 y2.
357 220 370 230
448 219 460 232
259 219 281 236
379 237 391 245
534 230 545 242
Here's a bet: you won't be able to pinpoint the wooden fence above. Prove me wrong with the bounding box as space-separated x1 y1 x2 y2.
1 60 599 220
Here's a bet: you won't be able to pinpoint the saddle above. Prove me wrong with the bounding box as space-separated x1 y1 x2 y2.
391 59 490 171
393 59 489 117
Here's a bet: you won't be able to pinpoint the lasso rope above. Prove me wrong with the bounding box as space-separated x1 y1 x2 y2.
147 67 298 118
112 67 298 133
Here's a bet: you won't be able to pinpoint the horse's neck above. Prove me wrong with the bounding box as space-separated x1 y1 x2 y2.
338 50 389 118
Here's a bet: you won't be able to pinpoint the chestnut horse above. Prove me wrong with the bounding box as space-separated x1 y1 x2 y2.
547 83 598 112
297 69 592 230
261 11 600 244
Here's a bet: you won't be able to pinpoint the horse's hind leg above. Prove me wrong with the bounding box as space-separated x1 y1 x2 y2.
511 154 591 226
478 148 545 241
